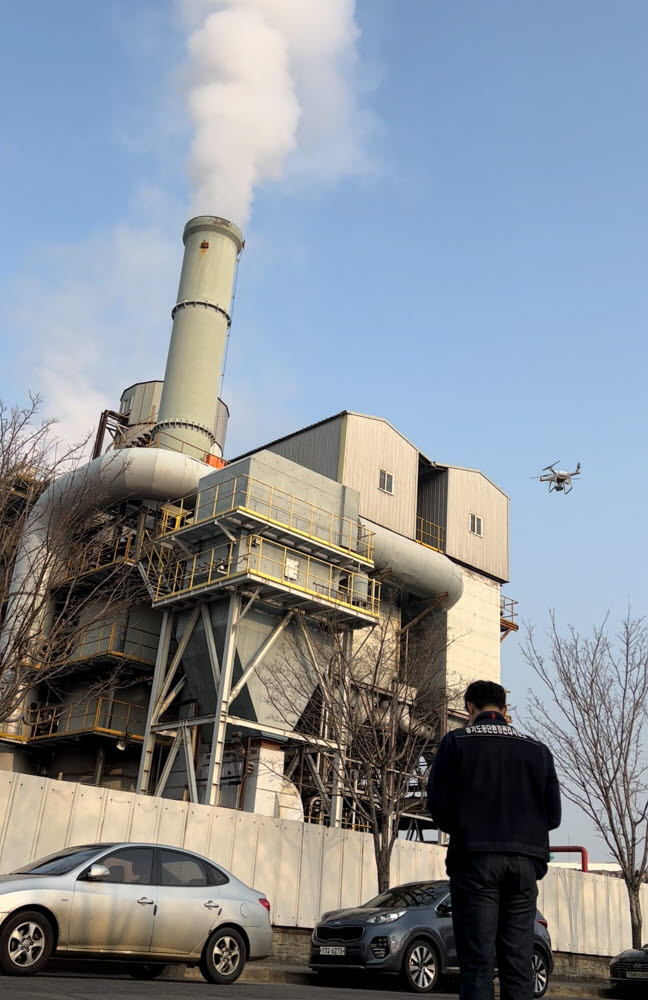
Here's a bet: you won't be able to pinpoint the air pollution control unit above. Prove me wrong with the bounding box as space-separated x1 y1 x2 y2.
1 216 516 835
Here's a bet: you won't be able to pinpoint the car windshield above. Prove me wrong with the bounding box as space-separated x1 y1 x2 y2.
11 846 107 876
364 883 448 909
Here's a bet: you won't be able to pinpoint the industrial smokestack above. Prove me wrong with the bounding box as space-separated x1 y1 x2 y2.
153 216 243 460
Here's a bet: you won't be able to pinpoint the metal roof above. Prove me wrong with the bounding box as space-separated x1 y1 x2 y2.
229 410 508 499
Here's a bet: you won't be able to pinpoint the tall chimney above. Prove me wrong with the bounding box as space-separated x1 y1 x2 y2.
154 216 243 460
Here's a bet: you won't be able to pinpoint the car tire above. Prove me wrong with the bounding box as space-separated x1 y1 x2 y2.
200 927 246 985
0 910 54 977
402 937 440 993
127 963 165 980
532 948 550 998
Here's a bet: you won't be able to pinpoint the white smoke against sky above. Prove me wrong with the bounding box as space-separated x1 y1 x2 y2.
6 1 375 445
179 0 373 224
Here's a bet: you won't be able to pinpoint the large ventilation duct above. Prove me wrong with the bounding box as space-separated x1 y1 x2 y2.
361 517 464 609
153 216 243 460
0 449 206 737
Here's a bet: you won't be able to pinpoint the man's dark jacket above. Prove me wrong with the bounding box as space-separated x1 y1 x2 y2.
427 711 562 876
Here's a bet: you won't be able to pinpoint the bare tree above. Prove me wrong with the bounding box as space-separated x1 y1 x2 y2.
524 612 648 948
0 395 143 730
260 593 457 892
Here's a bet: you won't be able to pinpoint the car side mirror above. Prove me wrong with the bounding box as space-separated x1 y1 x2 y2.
437 902 452 916
84 864 110 881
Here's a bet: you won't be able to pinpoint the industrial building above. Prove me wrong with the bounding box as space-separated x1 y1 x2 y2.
0 216 515 832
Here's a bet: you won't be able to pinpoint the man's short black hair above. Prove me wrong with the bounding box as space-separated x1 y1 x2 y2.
464 680 507 712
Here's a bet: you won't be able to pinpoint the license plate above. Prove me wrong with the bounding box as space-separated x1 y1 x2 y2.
627 971 648 979
320 946 346 956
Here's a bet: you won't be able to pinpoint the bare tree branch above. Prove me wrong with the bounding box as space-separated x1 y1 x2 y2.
259 588 461 892
523 612 648 947
1 396 145 733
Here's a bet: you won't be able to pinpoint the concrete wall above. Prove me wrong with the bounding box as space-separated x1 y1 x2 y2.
0 770 646 956
444 568 502 702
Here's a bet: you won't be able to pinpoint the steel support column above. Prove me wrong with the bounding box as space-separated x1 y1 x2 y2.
203 592 241 806
136 611 174 794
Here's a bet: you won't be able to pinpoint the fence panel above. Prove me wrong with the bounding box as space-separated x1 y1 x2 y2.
274 819 303 926
183 803 212 858
297 823 325 927
0 776 46 873
99 790 135 843
1 770 647 953
340 830 364 911
130 793 161 843
33 780 77 860
254 815 283 910
319 826 345 917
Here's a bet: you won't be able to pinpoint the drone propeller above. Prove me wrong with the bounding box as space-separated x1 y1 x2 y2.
542 460 560 472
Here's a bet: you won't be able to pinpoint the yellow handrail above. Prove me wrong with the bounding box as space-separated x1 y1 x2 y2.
145 535 381 617
63 529 138 582
27 696 148 741
159 473 375 562
415 515 445 553
60 623 161 666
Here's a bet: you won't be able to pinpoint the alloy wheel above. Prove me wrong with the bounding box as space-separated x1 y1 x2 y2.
8 921 46 969
212 934 241 976
408 944 436 990
532 951 549 997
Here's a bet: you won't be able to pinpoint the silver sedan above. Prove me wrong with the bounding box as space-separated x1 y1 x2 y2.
0 842 273 983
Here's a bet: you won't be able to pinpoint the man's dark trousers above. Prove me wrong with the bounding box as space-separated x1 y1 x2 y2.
449 853 538 1000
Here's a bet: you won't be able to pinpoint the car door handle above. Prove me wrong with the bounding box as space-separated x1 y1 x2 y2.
204 900 221 910
137 897 155 906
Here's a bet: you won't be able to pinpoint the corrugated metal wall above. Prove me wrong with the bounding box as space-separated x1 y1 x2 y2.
445 468 509 582
266 417 342 482
0 770 645 955
416 468 448 549
342 415 419 537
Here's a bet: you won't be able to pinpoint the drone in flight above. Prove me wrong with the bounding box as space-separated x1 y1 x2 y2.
532 461 581 494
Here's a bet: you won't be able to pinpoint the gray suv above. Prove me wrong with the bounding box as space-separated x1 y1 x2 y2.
310 879 553 996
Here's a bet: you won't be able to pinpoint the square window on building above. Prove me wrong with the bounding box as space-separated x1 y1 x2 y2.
469 513 483 536
378 469 394 495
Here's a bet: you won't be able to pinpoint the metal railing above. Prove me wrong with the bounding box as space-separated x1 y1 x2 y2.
28 697 147 741
159 474 375 562
144 535 381 617
116 425 222 466
64 623 161 665
63 530 139 582
500 596 518 626
415 516 445 553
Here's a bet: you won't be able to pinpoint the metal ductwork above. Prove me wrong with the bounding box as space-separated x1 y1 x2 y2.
153 216 243 460
361 517 464 609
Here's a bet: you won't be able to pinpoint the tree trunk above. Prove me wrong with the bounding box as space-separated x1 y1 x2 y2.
627 882 643 950
374 836 394 894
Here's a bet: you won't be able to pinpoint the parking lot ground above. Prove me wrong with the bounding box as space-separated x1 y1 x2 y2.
0 968 613 1000
0 973 453 1000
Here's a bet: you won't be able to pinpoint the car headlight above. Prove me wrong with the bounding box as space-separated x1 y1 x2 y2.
367 910 406 925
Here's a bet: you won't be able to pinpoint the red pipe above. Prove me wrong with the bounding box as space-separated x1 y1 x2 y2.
550 845 589 872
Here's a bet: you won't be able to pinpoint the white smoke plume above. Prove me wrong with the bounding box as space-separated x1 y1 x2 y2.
180 0 372 225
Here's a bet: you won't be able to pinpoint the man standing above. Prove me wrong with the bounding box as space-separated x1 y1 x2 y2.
427 680 561 1000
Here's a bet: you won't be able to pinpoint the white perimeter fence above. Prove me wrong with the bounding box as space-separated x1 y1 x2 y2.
1 770 646 957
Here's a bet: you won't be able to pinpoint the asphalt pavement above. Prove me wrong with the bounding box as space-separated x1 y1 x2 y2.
0 972 609 1000
0 973 448 1000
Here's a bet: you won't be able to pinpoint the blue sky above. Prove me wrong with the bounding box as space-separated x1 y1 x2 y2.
2 1 647 857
